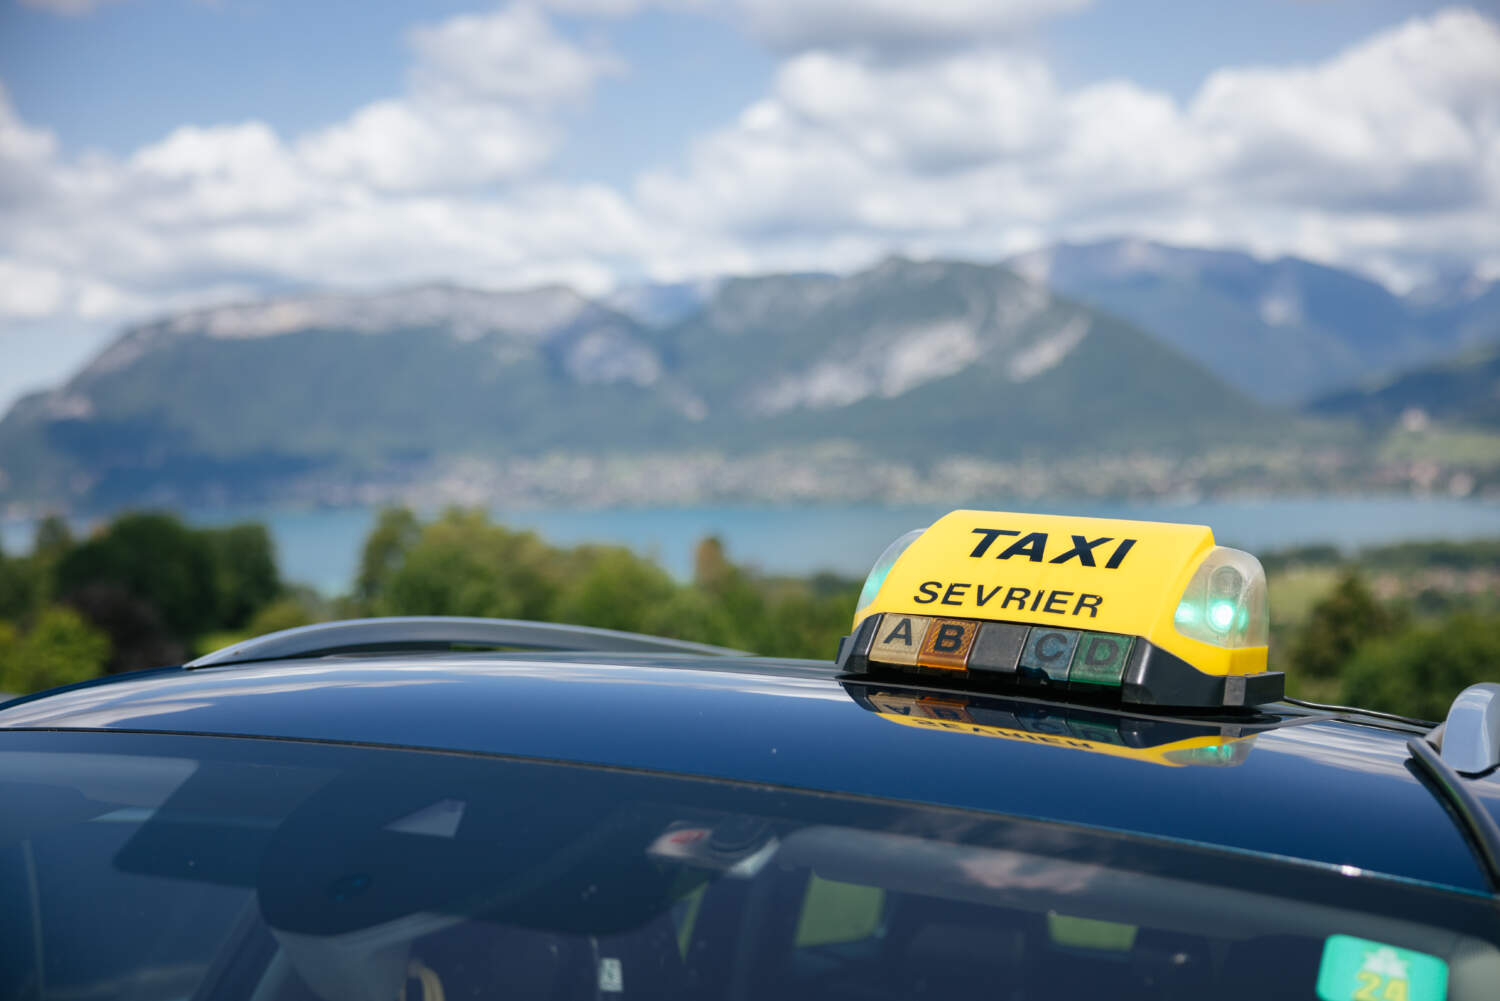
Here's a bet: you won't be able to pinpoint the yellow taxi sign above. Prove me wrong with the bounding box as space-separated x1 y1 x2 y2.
862 509 1209 633
843 510 1280 708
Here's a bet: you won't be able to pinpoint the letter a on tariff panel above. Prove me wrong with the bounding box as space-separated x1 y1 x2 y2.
870 615 933 666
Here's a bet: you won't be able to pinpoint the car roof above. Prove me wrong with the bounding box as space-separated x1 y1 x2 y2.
2 651 1496 896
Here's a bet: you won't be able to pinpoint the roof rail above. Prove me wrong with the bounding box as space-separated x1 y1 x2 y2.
1434 683 1500 777
186 616 746 670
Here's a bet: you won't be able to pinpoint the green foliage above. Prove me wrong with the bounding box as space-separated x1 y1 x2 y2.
355 508 859 657
355 507 421 607
637 589 740 649
0 621 13 690
0 606 111 695
551 547 677 634
1340 614 1500 721
8 503 1492 719
756 583 861 659
1357 538 1500 573
247 593 322 637
1257 544 1343 575
0 550 42 623
9 511 291 672
1287 571 1398 679
202 523 280 629
375 509 561 620
32 515 73 560
57 512 219 639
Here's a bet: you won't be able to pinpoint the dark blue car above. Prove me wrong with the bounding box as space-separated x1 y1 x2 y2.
2 563 1498 999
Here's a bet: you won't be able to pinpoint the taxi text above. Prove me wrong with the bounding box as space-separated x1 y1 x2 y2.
968 528 1137 569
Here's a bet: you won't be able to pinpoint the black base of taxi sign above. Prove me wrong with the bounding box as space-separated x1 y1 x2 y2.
835 614 1285 711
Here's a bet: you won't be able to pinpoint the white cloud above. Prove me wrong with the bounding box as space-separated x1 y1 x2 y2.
0 2 644 336
738 0 1090 52
297 4 623 193
0 82 60 216
128 122 316 221
1 0 1497 384
408 4 622 105
0 260 66 318
637 7 1500 284
1190 8 1500 211
298 99 553 191
0 84 56 165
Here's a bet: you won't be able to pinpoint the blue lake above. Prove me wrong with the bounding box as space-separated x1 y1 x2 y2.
5 497 1500 594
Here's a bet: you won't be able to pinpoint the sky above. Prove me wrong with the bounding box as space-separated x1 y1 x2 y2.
1 0 1497 413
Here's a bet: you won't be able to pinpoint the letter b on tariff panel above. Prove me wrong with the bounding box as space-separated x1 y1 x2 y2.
918 619 978 671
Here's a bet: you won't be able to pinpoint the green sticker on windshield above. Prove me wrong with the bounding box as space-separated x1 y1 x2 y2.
1317 935 1447 1001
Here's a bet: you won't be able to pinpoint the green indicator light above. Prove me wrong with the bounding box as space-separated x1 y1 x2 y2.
1316 935 1447 1001
1174 602 1198 625
1208 600 1236 632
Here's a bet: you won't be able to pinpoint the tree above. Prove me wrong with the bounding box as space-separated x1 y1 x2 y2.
57 512 220 640
379 509 562 620
693 537 734 593
64 583 183 673
347 512 860 659
354 507 421 610
32 514 73 561
0 606 111 695
639 589 742 649
203 523 280 629
1341 614 1500 720
1288 571 1397 679
246 588 327 637
0 550 40 623
551 547 678 634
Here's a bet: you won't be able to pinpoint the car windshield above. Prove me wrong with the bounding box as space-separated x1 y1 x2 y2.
3 730 1496 1001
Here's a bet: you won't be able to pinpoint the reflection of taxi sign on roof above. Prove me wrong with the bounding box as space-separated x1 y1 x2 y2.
843 684 1259 767
836 510 1283 708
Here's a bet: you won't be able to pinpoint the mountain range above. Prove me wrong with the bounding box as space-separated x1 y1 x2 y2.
0 242 1495 513
1005 240 1499 405
1309 344 1500 429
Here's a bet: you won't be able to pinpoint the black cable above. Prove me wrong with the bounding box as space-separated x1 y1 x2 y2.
1406 736 1500 894
1283 697 1436 729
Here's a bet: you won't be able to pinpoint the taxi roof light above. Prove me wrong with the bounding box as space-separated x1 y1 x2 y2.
836 510 1284 710
1172 547 1269 650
